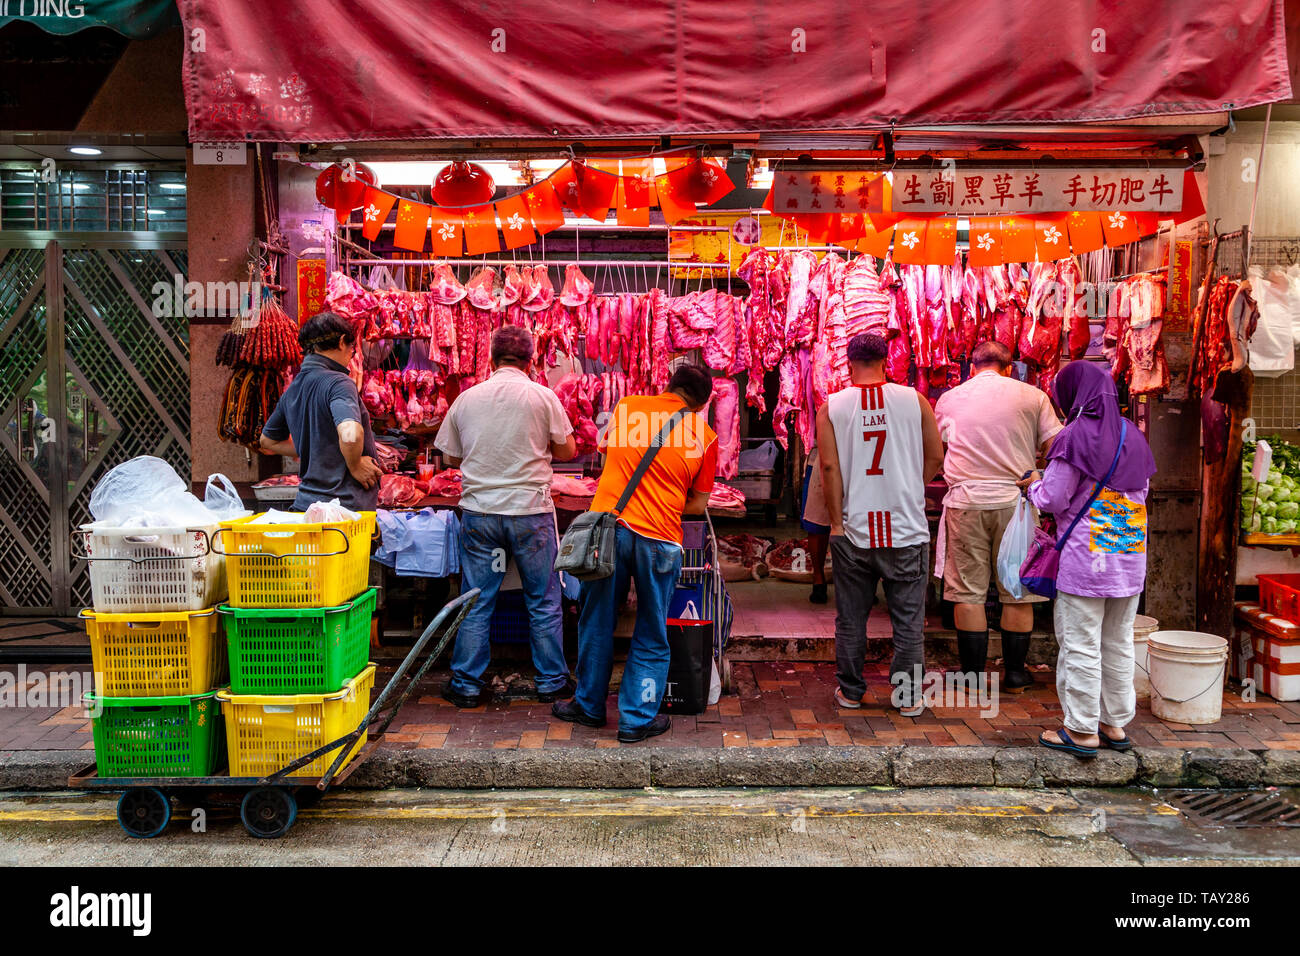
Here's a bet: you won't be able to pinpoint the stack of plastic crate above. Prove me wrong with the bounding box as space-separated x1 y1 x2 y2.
214 511 378 778
79 522 228 777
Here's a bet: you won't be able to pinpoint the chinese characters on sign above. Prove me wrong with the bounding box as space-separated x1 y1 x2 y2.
773 172 885 214
889 168 1183 214
296 258 327 325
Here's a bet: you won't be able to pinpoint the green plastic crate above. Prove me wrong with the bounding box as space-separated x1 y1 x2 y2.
218 588 376 695
85 691 221 778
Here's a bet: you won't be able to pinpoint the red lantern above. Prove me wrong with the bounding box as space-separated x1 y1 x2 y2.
432 161 495 207
315 162 377 216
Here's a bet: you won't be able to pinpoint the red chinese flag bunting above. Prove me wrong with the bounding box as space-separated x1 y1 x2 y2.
1033 215 1070 261
1065 211 1104 254
1000 216 1036 263
1099 210 1140 247
393 199 430 252
833 213 865 243
495 193 537 250
967 217 1002 267
761 183 776 215
615 179 650 227
549 163 582 216
427 205 463 257
462 204 500 255
1173 170 1205 225
795 214 833 243
574 159 619 222
891 218 929 265
655 172 697 224
856 219 894 259
360 187 397 242
923 216 957 264
665 156 733 206
522 179 565 235
1132 211 1162 237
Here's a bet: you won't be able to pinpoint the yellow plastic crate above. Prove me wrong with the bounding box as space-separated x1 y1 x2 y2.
83 607 227 697
216 664 375 778
215 512 375 608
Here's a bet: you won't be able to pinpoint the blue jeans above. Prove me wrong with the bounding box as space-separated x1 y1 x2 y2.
450 511 569 696
574 524 683 733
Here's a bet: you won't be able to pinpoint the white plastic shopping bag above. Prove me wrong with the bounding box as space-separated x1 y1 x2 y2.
997 496 1035 600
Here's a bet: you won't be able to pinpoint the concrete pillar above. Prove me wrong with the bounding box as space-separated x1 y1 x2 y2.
186 149 260 484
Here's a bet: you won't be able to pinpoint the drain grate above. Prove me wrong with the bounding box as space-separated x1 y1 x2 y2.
1167 790 1300 828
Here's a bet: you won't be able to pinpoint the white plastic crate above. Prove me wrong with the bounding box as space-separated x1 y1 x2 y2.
78 523 227 613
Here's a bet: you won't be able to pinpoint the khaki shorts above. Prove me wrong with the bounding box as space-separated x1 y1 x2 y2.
943 505 1046 605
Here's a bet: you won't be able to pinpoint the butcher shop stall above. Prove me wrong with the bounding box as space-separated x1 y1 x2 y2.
184 0 1293 680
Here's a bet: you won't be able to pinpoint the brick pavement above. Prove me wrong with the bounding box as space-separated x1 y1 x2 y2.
7 661 1299 756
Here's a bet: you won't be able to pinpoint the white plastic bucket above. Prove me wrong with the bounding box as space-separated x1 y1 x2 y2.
1131 615 1159 700
1147 631 1229 725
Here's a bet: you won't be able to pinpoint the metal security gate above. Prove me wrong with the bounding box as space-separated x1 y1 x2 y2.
0 237 188 615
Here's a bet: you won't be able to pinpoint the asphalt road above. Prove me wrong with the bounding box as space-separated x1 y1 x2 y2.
3 786 1299 866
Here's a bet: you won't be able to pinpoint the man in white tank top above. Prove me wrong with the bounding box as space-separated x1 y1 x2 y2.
816 333 944 716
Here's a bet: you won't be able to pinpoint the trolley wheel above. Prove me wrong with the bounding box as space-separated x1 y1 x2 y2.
720 657 734 694
240 787 298 839
117 787 171 839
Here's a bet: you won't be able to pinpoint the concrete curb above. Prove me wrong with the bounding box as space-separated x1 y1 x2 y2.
6 746 1300 791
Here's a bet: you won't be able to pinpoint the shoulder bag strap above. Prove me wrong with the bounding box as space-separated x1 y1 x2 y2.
612 408 689 516
1055 420 1128 551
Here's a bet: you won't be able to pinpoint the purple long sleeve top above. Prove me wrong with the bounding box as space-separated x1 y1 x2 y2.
1026 459 1149 598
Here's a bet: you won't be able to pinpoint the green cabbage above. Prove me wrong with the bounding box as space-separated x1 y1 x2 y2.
1278 519 1298 535
1246 513 1263 533
1257 483 1277 501
1264 517 1279 534
1279 501 1300 520
1259 500 1277 517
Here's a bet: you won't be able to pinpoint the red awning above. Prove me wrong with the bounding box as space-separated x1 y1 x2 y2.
178 0 1291 142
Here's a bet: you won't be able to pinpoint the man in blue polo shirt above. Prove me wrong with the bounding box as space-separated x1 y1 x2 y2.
259 311 383 511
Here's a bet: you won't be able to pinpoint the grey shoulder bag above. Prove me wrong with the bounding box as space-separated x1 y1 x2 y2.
554 409 688 581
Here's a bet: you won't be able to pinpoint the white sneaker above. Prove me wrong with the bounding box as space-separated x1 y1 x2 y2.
897 701 925 718
834 688 862 709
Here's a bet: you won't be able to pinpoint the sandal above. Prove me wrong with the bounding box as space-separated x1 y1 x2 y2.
1038 727 1098 759
1098 729 1133 752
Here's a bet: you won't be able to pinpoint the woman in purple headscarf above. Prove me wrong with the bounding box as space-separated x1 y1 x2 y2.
1016 361 1157 759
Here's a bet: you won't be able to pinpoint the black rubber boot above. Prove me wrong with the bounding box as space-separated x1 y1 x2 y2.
956 629 988 676
1001 630 1035 693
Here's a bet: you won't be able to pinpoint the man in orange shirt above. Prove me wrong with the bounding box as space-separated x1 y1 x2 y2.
553 365 717 742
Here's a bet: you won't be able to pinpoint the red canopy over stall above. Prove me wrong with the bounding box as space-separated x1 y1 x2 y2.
178 0 1291 142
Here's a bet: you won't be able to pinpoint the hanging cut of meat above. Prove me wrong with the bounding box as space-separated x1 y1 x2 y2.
710 377 741 480
465 267 500 311
519 265 555 313
1057 257 1088 359
703 293 738 371
842 254 892 339
553 372 602 455
559 264 594 307
500 264 525 306
427 264 467 305
649 288 673 393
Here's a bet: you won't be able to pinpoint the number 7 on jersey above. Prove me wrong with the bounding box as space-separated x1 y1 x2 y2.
862 429 886 476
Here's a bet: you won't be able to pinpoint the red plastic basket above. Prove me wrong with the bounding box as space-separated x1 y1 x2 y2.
1258 573 1300 625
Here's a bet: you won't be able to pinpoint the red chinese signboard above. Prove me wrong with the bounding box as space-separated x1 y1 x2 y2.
1163 239 1194 333
296 257 327 325
773 172 885 215
889 167 1184 214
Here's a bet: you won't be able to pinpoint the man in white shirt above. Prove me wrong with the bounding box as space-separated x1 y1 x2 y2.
934 341 1062 692
434 326 577 708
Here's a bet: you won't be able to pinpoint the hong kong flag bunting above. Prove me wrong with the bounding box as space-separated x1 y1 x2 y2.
615 179 650 227
549 163 582 216
462 204 500 255
393 199 430 252
574 159 619 222
891 218 928 265
620 158 655 209
360 187 396 242
1033 215 1069 261
521 179 565 234
855 219 894 259
967 217 1002 267
427 205 463 257
1099 210 1141 246
655 171 697 225
494 193 537 249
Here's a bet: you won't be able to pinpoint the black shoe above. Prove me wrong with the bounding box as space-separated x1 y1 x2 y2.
809 583 828 604
440 684 481 709
551 699 606 728
956 629 989 676
537 678 576 703
1001 631 1036 694
617 714 671 743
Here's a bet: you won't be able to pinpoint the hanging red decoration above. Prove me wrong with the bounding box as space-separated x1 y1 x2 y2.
315 162 377 216
432 161 496 207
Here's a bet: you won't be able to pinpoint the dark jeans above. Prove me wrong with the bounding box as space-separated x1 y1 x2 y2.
450 510 569 696
574 524 683 733
831 537 929 707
